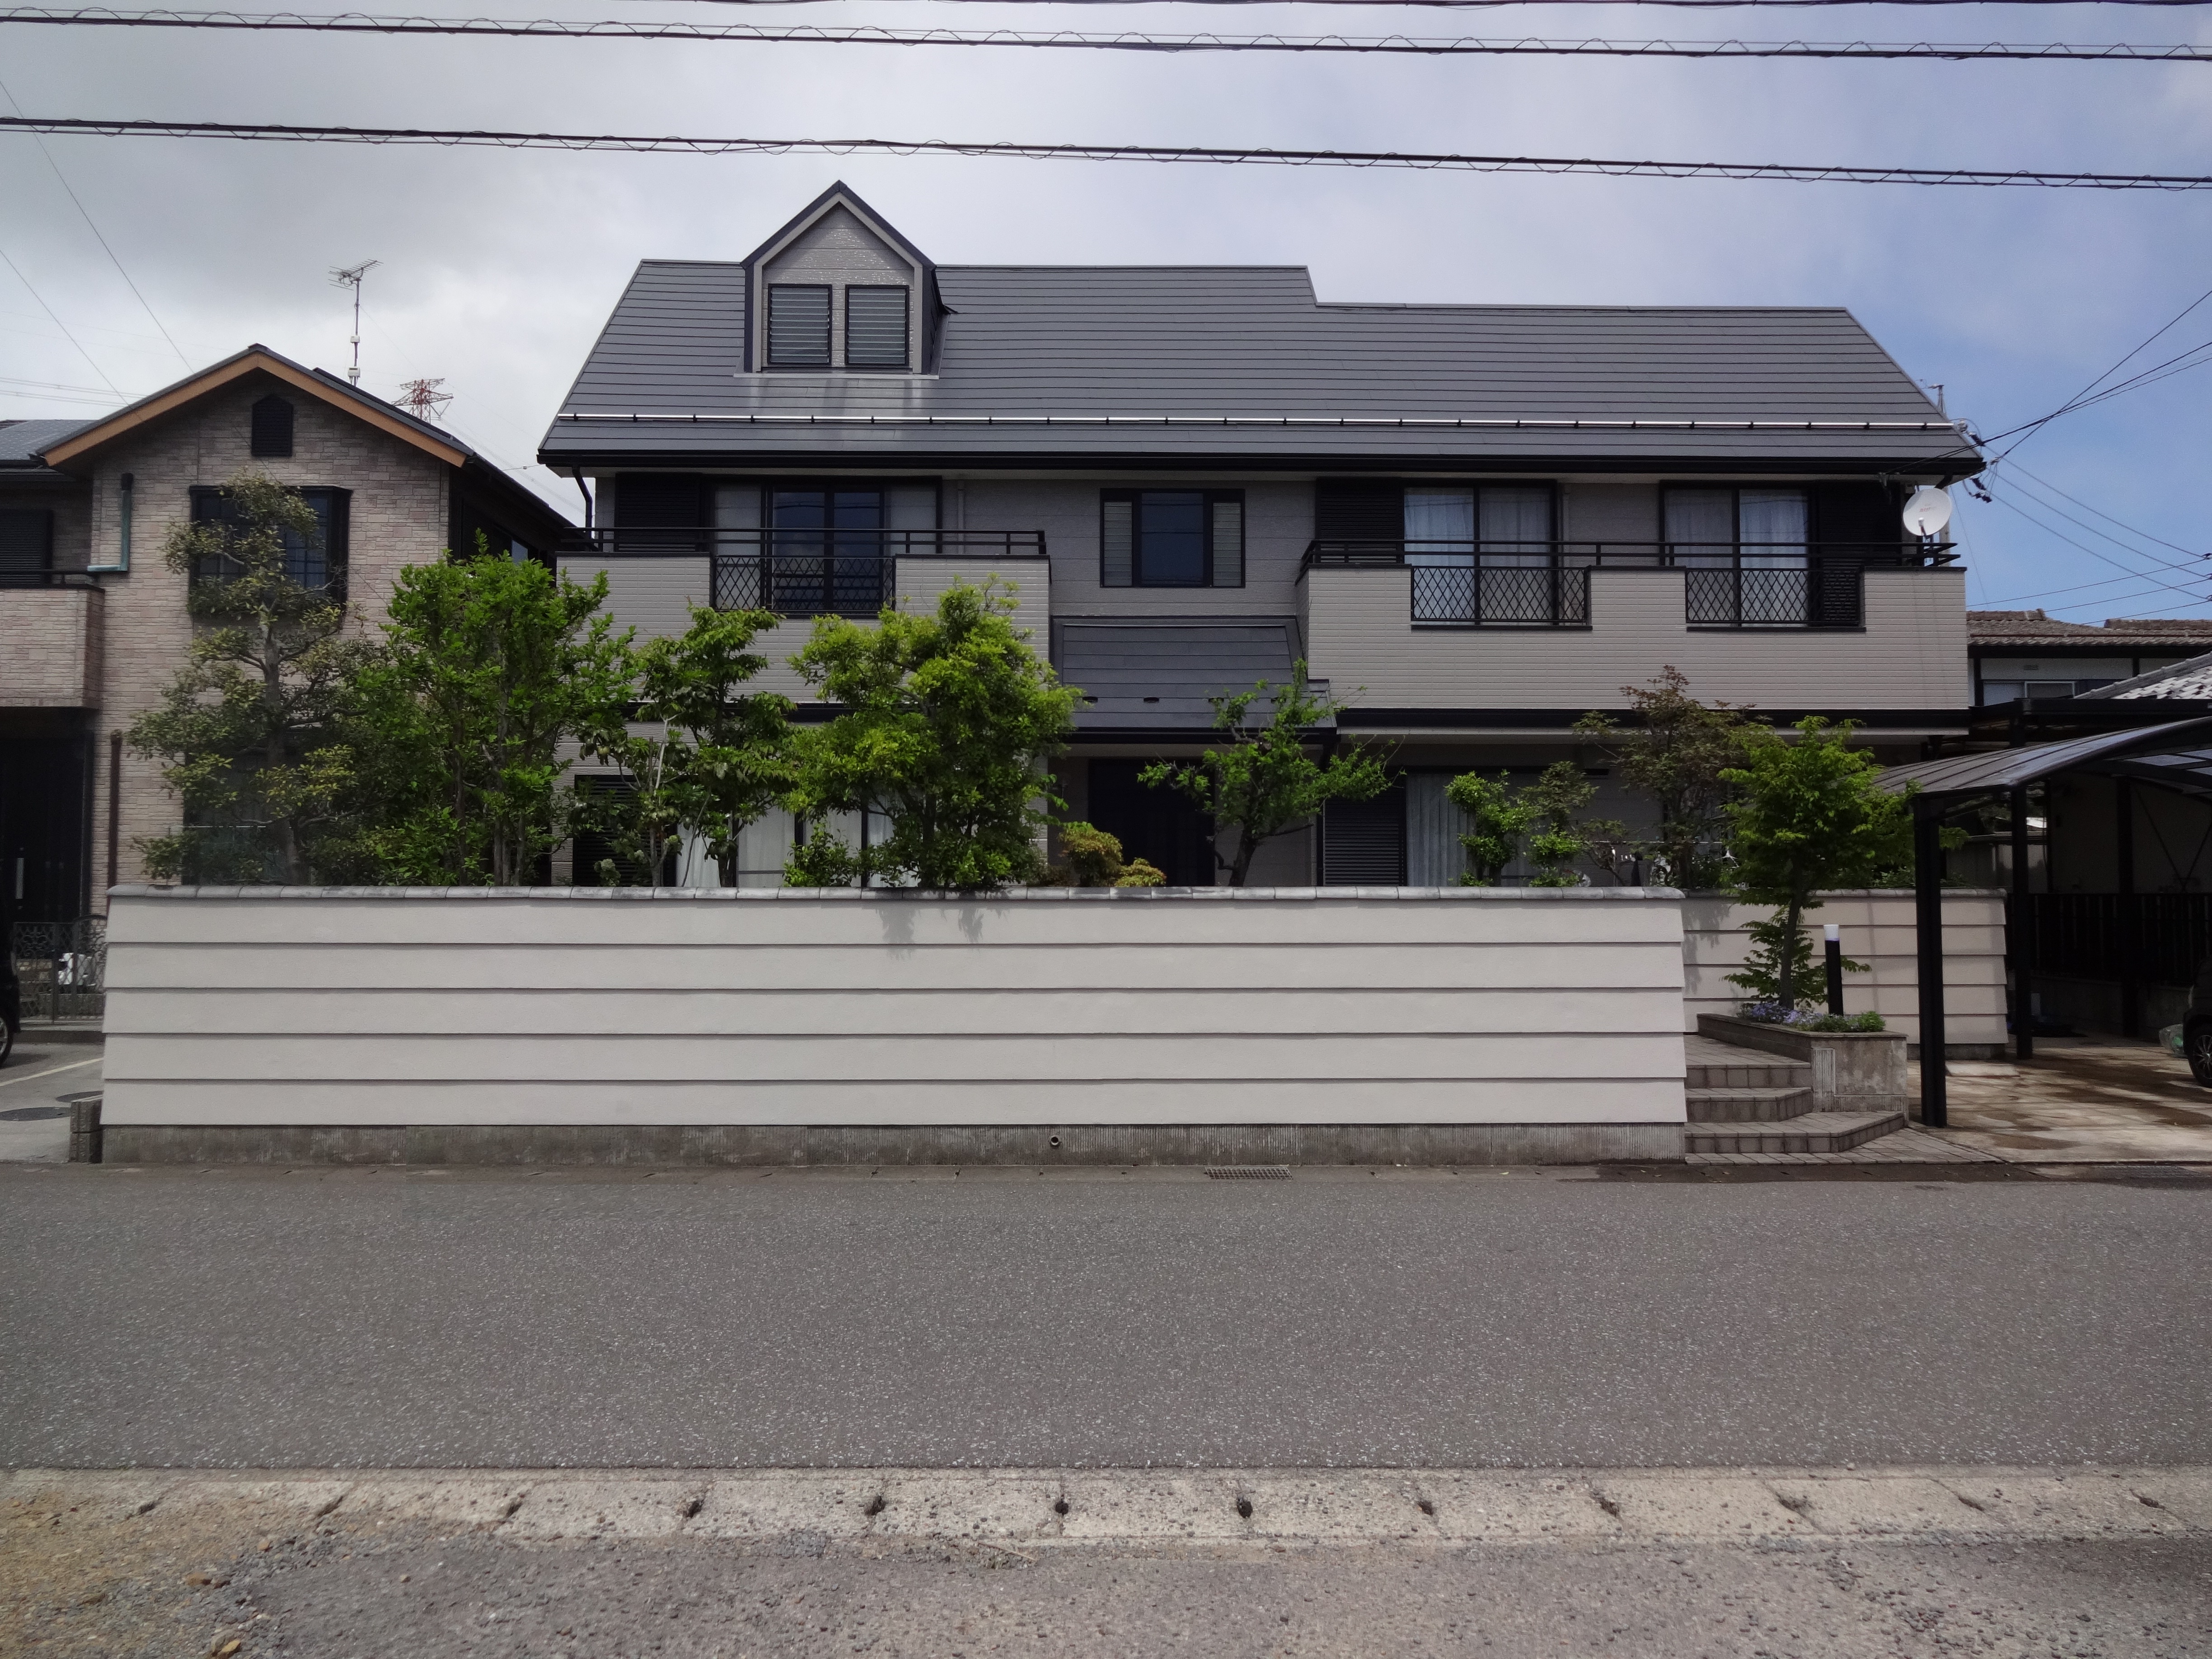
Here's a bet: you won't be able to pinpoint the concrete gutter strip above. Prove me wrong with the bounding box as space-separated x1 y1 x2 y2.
10 1467 2205 1547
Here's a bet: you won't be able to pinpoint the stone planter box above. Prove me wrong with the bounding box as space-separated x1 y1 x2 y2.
1696 1013 1909 1115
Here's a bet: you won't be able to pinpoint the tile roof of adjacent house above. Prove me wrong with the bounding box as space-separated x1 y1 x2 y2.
2076 651 2212 701
0 417 98 483
1968 610 2212 649
544 261 1974 471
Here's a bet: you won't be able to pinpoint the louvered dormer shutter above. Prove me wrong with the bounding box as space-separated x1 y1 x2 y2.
1100 495 1135 587
767 285 832 367
845 287 911 370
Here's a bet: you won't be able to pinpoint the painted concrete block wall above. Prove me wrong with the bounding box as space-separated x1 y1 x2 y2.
102 886 1688 1135
0 588 103 707
1681 890 2007 1050
1301 565 1968 715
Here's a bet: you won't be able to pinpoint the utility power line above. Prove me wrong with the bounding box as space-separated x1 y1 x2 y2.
5 9 2207 62
632 0 2212 9
7 117 2211 189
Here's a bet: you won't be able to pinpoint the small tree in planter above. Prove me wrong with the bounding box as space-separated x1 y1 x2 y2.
1043 822 1166 888
1138 664 1388 888
1720 716 1914 1012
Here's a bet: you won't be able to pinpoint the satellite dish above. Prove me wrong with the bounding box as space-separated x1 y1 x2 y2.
1903 485 1954 538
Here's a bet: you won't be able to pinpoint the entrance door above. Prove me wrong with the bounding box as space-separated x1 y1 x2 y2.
1086 760 1215 886
0 736 89 925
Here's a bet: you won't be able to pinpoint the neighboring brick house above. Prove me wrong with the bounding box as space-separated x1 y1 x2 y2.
0 346 570 926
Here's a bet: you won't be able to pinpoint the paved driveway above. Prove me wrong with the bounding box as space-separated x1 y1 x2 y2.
0 1039 100 1163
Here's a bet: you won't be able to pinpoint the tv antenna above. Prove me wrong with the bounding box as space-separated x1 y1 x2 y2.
398 377 452 422
329 259 380 385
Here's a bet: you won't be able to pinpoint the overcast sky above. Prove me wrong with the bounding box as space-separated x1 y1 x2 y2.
2 1 2207 620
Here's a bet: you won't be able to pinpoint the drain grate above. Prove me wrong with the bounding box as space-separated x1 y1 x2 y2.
1203 1166 1291 1181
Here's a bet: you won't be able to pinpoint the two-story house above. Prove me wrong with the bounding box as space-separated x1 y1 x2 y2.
540 183 1979 887
0 345 572 930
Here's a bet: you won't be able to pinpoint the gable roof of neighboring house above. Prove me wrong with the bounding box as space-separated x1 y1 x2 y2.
37 344 570 540
2077 651 2212 700
544 198 1974 474
1968 610 2212 651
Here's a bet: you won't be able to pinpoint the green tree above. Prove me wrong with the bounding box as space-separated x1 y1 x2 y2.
1139 665 1388 887
1574 666 1759 888
786 580 1079 891
588 604 793 886
1720 716 1915 1009
354 549 634 885
128 470 366 882
1045 822 1166 888
1444 761 1594 886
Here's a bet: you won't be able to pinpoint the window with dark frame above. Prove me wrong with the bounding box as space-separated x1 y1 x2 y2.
1100 489 1246 589
0 507 55 585
249 394 295 458
188 485 348 595
844 286 911 370
767 284 833 367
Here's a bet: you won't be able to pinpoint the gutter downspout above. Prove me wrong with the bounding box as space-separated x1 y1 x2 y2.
572 469 594 532
88 471 132 573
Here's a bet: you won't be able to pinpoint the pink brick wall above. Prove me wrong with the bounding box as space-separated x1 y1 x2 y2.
77 379 455 905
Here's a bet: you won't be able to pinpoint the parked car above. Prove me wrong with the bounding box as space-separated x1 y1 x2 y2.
2178 958 2212 1087
0 945 17 1067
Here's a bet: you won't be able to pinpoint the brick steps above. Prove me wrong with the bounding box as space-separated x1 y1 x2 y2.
1687 1085 1817 1123
1686 1111 1908 1155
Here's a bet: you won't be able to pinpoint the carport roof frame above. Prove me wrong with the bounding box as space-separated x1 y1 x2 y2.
1877 717 2212 803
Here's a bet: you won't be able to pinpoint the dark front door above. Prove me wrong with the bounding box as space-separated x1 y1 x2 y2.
0 734 90 925
1086 760 1215 886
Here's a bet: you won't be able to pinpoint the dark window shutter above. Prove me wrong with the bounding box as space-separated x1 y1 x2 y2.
1210 496 1245 588
845 286 910 369
0 508 53 580
767 285 832 366
1810 481 1903 551
1322 780 1406 886
1315 478 1404 541
250 395 295 458
613 473 708 543
1100 494 1134 587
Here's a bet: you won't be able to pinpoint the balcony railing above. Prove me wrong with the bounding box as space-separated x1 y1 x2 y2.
1301 540 1954 629
561 527 1048 619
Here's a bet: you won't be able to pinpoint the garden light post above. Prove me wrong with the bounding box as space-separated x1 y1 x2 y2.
1823 923 1845 1016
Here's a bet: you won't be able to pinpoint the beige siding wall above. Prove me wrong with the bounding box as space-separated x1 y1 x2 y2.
892 555 1050 642
74 383 455 906
1303 565 1968 711
0 588 103 707
103 886 1688 1130
1682 890 2007 1049
959 478 1311 623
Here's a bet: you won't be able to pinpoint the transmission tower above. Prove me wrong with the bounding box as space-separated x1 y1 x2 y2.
398 377 453 422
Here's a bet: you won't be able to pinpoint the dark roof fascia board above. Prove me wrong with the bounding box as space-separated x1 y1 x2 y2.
534 444 1969 477
1341 707 1967 730
1971 639 2212 656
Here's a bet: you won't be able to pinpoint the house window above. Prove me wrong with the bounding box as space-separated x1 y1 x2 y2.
1100 490 1245 589
767 285 833 367
845 286 911 370
250 395 295 458
1404 485 1558 623
188 484 348 594
0 507 54 586
1666 485 1816 626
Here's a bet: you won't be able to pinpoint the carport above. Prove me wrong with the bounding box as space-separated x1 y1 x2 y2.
1879 716 2212 1126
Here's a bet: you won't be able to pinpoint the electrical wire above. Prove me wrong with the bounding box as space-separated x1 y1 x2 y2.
7 116 2211 189
1983 492 2210 605
0 239 121 394
2002 460 2200 560
628 0 2212 9
0 73 191 368
5 9 2207 62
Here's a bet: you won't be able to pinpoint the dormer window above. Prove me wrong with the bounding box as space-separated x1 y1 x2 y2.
767 284 832 367
250 394 295 457
845 287 910 370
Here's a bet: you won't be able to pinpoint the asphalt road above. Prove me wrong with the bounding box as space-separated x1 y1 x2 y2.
3 1164 2208 1470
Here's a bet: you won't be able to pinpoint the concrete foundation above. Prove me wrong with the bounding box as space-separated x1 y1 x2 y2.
103 1121 1687 1167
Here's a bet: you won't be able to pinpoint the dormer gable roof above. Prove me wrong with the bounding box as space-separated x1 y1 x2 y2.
740 180 935 279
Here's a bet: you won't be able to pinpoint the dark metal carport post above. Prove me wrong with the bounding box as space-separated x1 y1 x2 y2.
1913 797 1948 1128
2010 784 2034 1062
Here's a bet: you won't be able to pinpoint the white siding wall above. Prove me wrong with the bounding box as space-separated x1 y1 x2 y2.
1681 890 2007 1048
1303 566 1968 712
102 887 1688 1129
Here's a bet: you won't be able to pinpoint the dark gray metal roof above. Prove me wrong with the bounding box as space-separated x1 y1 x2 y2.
1878 717 2212 800
542 262 1972 472
1057 617 1315 732
0 417 95 475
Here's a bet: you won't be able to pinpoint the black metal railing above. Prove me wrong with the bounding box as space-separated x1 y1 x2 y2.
560 528 1048 619
1301 540 1953 629
0 568 100 590
10 918 105 1022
